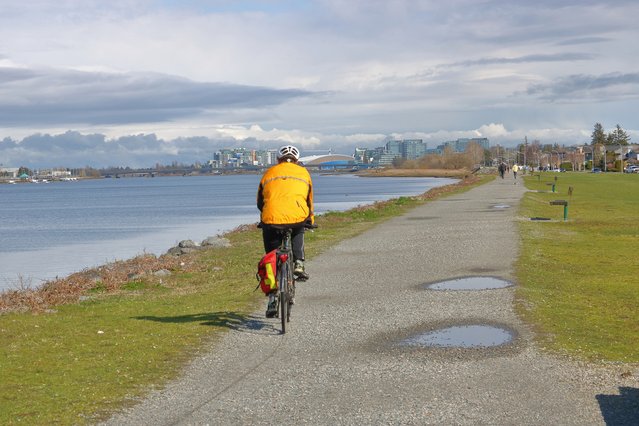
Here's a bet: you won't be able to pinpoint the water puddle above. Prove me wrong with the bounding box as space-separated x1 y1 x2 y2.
492 204 511 209
425 276 513 290
400 325 514 348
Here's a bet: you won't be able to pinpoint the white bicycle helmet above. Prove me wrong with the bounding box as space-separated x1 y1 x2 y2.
277 145 300 161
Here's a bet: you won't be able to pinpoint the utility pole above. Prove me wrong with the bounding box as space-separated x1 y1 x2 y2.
524 136 528 169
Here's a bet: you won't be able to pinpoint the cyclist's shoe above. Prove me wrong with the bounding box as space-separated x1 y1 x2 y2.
294 260 309 281
265 293 278 318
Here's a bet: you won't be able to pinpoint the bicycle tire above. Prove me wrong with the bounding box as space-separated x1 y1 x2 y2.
287 269 294 323
279 262 288 334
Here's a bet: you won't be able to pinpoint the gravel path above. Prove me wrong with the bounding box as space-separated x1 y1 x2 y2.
104 175 638 425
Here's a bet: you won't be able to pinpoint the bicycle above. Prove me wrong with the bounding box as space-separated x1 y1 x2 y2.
275 228 295 334
272 223 315 334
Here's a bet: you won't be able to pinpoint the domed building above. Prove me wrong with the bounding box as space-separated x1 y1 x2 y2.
298 154 356 170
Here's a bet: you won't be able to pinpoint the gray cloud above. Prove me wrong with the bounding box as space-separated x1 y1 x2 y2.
526 72 639 101
440 1 637 49
0 131 216 168
0 67 312 126
556 36 611 46
445 53 594 68
0 130 320 168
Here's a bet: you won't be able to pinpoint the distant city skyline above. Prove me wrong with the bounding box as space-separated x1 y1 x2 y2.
1 1 638 168
0 136 490 171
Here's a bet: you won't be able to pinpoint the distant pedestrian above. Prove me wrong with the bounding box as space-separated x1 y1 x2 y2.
498 162 506 179
512 164 519 179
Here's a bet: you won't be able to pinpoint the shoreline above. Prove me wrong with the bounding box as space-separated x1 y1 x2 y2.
356 167 473 178
0 175 471 312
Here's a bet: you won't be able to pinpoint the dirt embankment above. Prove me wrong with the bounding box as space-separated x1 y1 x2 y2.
356 168 471 178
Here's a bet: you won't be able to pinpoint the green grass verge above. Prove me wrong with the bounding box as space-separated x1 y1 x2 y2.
516 172 639 363
0 175 491 425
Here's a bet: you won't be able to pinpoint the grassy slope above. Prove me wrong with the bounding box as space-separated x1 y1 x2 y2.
516 172 639 362
0 176 489 425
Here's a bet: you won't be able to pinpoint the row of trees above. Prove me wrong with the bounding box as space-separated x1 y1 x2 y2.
590 123 633 171
591 123 631 145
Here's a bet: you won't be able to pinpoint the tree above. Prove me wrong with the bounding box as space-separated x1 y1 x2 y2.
464 142 485 166
591 122 606 145
606 124 631 146
391 156 405 168
17 166 32 176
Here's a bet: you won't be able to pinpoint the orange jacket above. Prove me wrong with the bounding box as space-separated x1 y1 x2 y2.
257 161 314 226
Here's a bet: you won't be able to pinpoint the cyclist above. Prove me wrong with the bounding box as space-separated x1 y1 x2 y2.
257 145 314 317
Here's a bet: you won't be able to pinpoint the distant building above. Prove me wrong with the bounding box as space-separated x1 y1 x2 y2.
254 149 277 166
382 139 426 161
299 154 355 170
385 140 402 156
352 139 431 167
471 138 490 149
402 139 426 160
354 147 370 164
377 152 400 166
208 148 282 168
352 146 383 165
438 137 489 152
214 149 234 167
0 167 19 178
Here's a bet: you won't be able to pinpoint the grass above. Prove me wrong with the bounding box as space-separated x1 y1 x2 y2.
0 175 488 425
516 171 639 363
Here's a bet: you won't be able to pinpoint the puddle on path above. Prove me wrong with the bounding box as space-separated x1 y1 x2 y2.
425 276 513 290
400 325 514 348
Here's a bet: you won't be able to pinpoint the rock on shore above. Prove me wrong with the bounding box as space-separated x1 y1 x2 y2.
166 237 231 256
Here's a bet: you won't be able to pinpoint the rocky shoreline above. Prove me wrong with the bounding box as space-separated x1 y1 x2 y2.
0 233 240 314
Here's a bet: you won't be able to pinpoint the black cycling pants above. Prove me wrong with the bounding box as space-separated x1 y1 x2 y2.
262 225 305 262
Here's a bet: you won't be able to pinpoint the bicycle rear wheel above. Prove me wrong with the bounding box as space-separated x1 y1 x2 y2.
279 262 288 334
287 277 295 323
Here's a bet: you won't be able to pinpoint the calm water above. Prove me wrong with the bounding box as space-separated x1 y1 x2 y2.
0 174 455 290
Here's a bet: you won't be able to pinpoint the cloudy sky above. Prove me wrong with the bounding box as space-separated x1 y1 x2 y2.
1 0 638 168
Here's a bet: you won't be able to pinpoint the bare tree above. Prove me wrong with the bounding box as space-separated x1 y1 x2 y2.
464 142 485 166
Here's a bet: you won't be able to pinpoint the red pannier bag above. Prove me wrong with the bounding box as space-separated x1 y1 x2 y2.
256 249 277 294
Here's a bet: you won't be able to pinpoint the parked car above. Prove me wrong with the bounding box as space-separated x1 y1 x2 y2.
591 168 602 173
624 165 639 173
